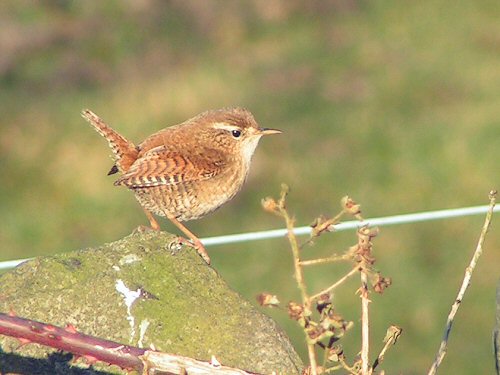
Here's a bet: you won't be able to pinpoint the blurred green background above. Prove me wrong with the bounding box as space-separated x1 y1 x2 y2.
1 1 499 373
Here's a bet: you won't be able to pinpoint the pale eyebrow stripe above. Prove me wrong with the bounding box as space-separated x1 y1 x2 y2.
212 122 241 131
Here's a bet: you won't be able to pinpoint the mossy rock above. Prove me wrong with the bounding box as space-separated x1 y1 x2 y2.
0 231 303 374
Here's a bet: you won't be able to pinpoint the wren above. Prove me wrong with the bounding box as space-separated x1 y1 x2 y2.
82 108 281 264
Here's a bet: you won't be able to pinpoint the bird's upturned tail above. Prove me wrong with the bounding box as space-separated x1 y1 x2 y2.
81 109 138 173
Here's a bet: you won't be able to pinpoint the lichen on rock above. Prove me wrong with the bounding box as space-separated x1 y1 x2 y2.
0 230 303 374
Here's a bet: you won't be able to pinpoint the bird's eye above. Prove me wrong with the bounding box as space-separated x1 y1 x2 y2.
231 129 242 138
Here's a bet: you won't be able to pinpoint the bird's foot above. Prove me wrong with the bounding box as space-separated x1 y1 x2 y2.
176 237 211 265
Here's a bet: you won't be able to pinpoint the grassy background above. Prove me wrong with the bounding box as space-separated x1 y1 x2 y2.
1 1 499 373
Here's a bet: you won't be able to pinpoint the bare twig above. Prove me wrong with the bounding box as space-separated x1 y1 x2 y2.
0 312 144 370
276 185 318 375
263 189 395 374
371 325 402 373
495 279 500 375
299 254 349 266
428 190 497 375
309 212 345 238
282 204 310 310
360 271 370 375
309 267 359 302
339 355 359 375
354 223 377 375
141 351 259 374
0 312 260 374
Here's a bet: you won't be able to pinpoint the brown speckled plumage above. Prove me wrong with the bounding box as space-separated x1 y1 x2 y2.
82 108 281 263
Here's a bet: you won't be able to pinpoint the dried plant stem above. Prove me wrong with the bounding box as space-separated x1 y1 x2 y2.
360 271 370 375
495 280 500 375
339 355 359 375
284 212 310 309
278 186 318 375
324 364 343 373
310 267 359 302
263 191 396 373
299 254 349 266
371 325 402 373
142 351 259 374
0 313 259 374
311 212 346 236
427 191 497 375
283 211 318 374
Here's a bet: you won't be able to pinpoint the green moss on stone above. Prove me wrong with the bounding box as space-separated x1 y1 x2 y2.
0 230 303 374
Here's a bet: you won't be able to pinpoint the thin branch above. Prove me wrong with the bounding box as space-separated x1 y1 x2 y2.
0 312 144 370
338 355 359 375
299 254 349 266
428 190 497 375
0 312 260 375
323 364 343 373
283 209 309 310
495 279 500 375
309 212 346 239
142 351 259 374
360 271 370 375
371 325 402 373
278 186 318 375
309 267 359 302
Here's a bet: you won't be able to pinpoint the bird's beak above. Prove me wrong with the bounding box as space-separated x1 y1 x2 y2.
259 127 282 135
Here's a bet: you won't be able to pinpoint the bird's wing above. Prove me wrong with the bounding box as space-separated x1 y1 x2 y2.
114 145 227 188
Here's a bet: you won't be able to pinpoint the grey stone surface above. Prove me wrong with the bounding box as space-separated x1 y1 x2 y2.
0 231 303 374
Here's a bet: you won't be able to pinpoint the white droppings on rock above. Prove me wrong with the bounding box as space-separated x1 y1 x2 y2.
138 319 150 348
115 279 141 342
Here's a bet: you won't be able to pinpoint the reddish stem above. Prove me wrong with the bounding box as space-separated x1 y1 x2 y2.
0 312 145 371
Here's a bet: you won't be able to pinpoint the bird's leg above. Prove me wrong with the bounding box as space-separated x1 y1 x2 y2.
167 215 211 265
143 208 161 231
